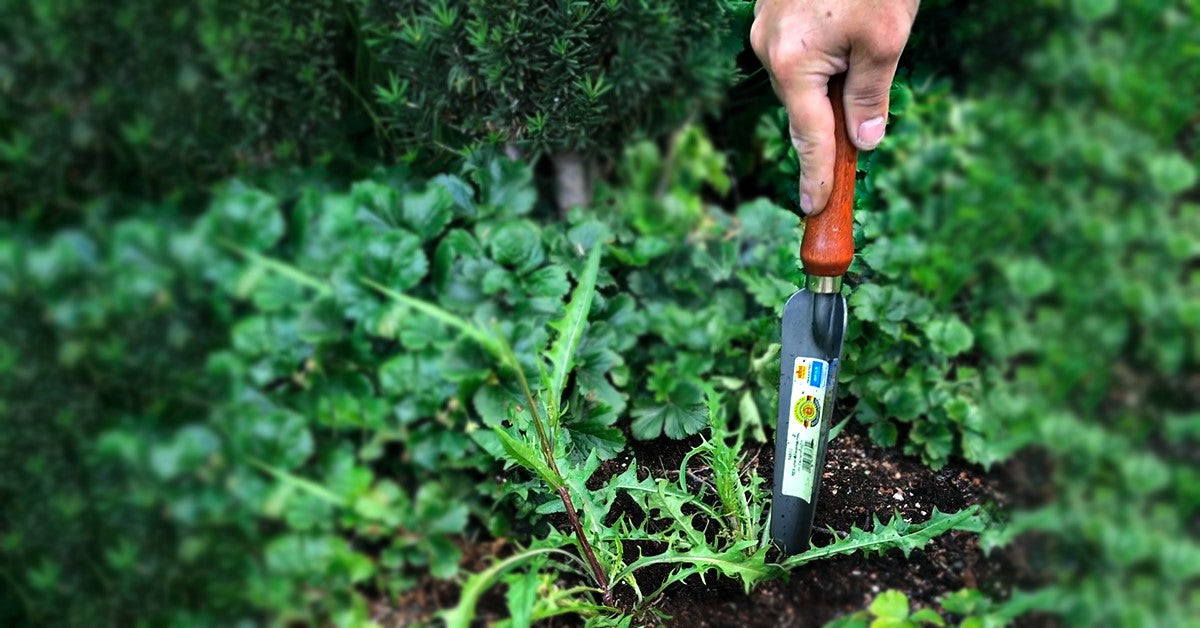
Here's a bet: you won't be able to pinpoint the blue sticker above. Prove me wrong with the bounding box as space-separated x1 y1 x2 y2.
809 361 824 387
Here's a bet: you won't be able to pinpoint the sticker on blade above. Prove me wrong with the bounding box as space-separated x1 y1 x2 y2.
781 356 830 500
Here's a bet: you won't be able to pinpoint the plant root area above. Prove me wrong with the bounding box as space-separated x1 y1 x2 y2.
373 424 1049 626
654 426 1048 626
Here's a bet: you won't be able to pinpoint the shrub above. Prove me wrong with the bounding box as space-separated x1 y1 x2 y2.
0 0 749 218
356 0 743 160
0 0 235 218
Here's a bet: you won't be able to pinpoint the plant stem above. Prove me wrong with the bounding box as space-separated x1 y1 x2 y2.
558 486 613 606
500 339 612 604
512 358 558 474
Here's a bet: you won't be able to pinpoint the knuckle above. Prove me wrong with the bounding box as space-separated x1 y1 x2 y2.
873 26 909 58
749 20 768 59
765 38 807 78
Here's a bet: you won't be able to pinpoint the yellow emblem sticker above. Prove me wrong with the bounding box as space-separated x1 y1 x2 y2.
793 395 820 428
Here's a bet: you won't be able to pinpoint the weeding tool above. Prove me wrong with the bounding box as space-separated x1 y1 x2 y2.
771 75 857 555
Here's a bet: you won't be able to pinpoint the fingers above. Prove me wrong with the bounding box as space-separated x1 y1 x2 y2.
749 0 915 215
782 78 836 216
842 30 906 150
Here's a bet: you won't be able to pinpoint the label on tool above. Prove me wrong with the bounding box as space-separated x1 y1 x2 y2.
781 356 830 500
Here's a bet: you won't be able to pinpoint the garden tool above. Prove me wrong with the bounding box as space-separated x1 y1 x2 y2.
771 75 856 555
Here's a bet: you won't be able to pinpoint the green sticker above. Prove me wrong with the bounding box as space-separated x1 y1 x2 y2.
781 357 829 501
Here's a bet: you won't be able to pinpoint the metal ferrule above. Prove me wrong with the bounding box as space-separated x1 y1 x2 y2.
805 274 842 294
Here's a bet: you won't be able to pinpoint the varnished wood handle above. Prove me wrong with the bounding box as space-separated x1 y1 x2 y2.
800 74 857 278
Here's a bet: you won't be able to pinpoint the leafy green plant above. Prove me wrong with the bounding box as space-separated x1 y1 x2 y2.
828 587 1059 628
355 0 743 159
445 384 985 623
0 0 363 220
827 590 947 628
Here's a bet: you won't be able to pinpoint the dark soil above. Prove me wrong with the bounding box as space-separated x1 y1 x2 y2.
373 423 1052 626
658 427 1047 626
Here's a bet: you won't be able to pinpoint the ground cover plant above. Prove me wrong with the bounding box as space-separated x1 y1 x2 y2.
1 0 1197 625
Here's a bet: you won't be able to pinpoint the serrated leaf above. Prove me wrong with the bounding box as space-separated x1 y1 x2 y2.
738 269 797 311
736 198 795 240
209 183 284 250
475 157 536 217
869 421 899 448
363 278 503 361
489 220 545 273
738 390 766 442
911 421 955 467
354 229 428 291
850 284 886 323
546 244 602 414
613 543 782 594
525 264 570 298
504 555 543 628
472 382 523 428
630 400 707 440
782 507 985 568
401 184 454 240
566 418 625 461
494 428 563 490
925 316 974 356
439 548 569 628
426 535 462 579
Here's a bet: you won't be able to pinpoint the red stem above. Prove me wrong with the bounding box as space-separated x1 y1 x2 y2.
558 486 613 606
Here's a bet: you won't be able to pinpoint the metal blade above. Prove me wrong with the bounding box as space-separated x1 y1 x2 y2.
771 288 848 555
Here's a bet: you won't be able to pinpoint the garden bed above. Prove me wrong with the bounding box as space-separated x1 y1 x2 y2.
375 423 1046 625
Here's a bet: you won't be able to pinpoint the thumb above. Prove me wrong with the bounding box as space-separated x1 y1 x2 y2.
842 51 900 151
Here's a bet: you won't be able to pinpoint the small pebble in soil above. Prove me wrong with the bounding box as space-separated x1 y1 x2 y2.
893 491 905 501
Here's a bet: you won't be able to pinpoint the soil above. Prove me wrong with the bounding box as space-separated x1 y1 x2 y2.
656 427 1048 627
374 423 1053 627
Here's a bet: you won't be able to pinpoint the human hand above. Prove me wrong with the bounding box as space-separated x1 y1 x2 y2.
751 0 919 215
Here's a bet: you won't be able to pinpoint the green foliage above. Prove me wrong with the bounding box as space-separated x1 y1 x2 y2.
0 0 358 219
1 0 750 217
0 158 554 622
356 0 741 158
0 145 814 622
591 125 797 444
829 587 1059 628
4 0 1195 623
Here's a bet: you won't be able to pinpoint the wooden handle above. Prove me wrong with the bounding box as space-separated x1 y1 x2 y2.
800 74 857 278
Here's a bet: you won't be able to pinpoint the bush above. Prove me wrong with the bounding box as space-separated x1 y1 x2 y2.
1 0 748 219
356 0 743 159
0 0 362 222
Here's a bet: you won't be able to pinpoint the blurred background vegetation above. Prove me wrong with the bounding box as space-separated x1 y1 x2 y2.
1 0 1196 624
